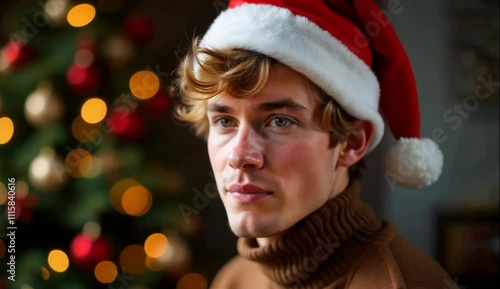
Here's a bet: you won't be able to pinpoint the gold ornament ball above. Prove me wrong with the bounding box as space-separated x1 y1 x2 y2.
29 148 67 192
44 0 69 26
25 83 64 127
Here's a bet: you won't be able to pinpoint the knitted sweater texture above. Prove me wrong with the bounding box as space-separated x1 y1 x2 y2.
209 181 455 289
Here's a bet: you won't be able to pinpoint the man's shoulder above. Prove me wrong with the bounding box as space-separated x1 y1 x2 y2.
386 228 456 288
349 221 455 289
209 255 264 289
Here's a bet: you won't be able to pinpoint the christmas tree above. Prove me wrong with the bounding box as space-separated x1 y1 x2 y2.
0 1 224 288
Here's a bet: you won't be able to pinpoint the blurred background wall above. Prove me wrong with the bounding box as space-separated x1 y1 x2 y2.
0 0 498 288
377 2 499 286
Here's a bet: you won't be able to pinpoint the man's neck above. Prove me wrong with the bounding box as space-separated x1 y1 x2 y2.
256 234 279 247
255 176 350 247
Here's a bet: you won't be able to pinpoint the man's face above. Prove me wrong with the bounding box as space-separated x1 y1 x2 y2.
207 65 347 239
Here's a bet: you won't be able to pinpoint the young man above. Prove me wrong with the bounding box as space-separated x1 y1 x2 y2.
176 0 452 288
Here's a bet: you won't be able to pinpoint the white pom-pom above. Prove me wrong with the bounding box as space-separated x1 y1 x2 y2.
384 138 443 189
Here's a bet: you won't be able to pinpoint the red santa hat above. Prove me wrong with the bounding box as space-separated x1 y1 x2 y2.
200 0 443 189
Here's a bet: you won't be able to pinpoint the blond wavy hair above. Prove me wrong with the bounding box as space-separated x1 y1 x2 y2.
175 38 364 178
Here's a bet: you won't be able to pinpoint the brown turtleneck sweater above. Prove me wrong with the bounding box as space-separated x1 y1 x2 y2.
209 181 455 289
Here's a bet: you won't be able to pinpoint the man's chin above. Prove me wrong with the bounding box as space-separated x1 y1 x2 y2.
228 218 281 239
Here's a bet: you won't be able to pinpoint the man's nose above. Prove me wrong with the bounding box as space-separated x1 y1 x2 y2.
227 126 264 170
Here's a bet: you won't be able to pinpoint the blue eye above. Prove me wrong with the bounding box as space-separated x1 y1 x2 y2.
216 118 233 128
269 117 292 128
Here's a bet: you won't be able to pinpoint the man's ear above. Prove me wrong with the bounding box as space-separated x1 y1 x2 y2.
337 120 374 167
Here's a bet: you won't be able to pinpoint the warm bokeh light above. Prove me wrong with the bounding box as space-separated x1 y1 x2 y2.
0 239 5 259
83 221 101 240
24 85 64 127
162 235 191 270
16 181 29 199
144 233 168 258
119 245 146 275
129 70 160 100
110 178 141 213
41 266 50 280
65 148 94 178
44 0 68 24
94 261 118 284
30 152 53 180
20 285 34 289
67 4 96 27
81 97 107 124
71 234 92 259
0 182 6 205
145 255 163 272
71 116 101 142
0 116 14 144
177 273 207 289
25 90 45 115
48 249 69 273
121 185 152 216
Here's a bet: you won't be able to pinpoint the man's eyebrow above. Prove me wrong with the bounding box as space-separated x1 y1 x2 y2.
207 98 309 113
255 98 309 112
207 103 233 113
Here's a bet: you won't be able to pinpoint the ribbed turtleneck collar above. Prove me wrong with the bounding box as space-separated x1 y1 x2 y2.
237 181 382 289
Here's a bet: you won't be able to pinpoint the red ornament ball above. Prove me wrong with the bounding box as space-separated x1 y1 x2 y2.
66 64 101 93
124 13 154 44
70 234 112 269
107 110 144 140
2 41 33 69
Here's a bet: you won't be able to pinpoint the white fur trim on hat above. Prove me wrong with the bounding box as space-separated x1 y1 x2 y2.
201 4 384 153
384 138 444 188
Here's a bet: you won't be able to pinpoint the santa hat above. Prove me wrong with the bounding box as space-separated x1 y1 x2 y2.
200 0 443 189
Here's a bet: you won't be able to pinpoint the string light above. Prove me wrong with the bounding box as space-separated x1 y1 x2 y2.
119 245 146 275
94 261 118 284
129 70 160 100
48 249 69 273
67 4 96 27
0 116 14 144
121 185 152 216
81 97 107 124
144 233 168 258
110 178 141 213
65 148 94 178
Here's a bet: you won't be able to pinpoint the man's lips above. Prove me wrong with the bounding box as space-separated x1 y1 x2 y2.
228 184 271 194
227 184 272 203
